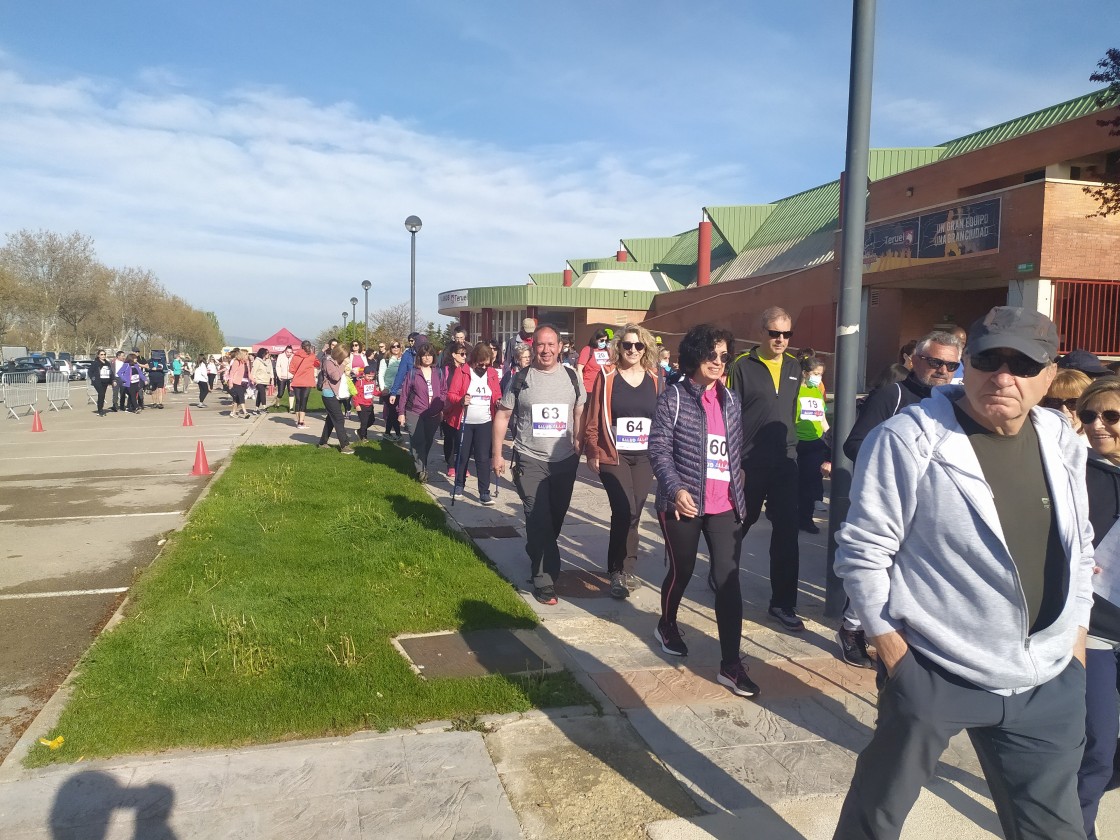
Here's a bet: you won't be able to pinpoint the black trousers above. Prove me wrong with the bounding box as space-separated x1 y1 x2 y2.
127 383 140 411
599 453 654 576
743 456 800 610
834 651 1087 840
293 386 311 414
456 421 493 495
382 398 401 435
512 452 579 588
1079 647 1119 839
356 404 375 439
93 380 109 412
276 379 290 400
658 509 744 666
197 381 210 404
116 381 127 410
318 395 350 446
796 438 828 525
406 411 441 472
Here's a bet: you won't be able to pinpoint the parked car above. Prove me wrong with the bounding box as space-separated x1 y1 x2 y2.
1 360 47 383
72 360 93 381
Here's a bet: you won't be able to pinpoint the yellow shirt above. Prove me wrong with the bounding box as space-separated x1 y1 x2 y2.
760 354 783 393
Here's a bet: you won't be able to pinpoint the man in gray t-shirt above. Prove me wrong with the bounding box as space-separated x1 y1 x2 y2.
493 325 586 605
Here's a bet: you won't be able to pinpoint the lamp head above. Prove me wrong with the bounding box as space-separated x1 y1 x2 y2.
404 215 423 233
361 280 371 291
350 296 358 306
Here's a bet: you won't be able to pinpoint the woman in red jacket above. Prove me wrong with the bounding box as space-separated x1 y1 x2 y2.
583 324 660 598
288 340 320 430
445 342 502 505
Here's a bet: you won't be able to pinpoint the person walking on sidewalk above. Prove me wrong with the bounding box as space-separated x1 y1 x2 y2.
583 324 661 599
398 342 446 481
225 349 252 419
193 356 211 408
836 329 963 669
794 355 829 535
379 340 403 440
171 355 183 393
90 349 113 416
316 344 354 454
649 324 758 698
833 307 1093 840
112 350 128 411
288 340 319 430
275 345 294 411
445 342 502 504
440 341 469 478
353 366 379 441
492 325 586 606
729 306 805 633
250 348 273 415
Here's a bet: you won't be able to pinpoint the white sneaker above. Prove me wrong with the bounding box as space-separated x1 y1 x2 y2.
814 500 828 512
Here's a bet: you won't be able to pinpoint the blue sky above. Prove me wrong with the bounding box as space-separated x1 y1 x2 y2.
0 1 1114 341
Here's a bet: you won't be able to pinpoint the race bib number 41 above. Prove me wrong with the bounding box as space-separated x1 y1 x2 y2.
706 434 730 482
615 417 649 451
531 403 567 438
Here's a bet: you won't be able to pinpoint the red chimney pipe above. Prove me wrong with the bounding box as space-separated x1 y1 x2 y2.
697 219 712 286
616 249 628 262
563 268 573 287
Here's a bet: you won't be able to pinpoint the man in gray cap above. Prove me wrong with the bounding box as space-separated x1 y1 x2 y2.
833 306 1094 839
503 317 536 376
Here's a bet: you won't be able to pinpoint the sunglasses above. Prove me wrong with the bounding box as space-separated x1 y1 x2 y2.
969 351 1046 378
1078 409 1120 426
620 341 645 351
704 351 731 365
915 354 961 372
767 330 793 340
1041 397 1079 412
391 344 401 349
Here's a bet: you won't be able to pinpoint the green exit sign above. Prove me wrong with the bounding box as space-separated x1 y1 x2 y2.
1017 262 1035 273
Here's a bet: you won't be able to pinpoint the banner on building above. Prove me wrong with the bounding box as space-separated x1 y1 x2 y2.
437 289 470 313
864 198 1001 273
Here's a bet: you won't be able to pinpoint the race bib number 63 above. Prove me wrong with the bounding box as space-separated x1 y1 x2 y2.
532 403 567 438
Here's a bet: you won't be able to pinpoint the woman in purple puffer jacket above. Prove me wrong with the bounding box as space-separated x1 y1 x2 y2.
648 323 757 699
399 342 446 482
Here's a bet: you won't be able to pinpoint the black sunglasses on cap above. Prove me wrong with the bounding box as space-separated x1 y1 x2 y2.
1078 409 1120 426
620 341 645 351
969 351 1046 378
915 354 961 372
767 330 793 340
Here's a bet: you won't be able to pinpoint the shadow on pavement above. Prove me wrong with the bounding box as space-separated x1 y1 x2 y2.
49 771 177 839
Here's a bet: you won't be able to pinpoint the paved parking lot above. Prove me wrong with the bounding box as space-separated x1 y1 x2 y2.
0 382 255 760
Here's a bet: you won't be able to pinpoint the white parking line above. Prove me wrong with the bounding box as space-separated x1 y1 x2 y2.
2 511 183 523
0 587 128 601
1 448 230 460
0 433 241 446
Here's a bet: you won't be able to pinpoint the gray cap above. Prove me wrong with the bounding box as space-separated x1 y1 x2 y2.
966 306 1059 364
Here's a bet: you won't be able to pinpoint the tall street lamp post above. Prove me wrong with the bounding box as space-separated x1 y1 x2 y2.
342 311 348 331
361 280 372 346
349 297 358 338
404 215 423 333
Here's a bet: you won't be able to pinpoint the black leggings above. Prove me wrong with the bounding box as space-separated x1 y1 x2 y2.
796 438 828 525
293 386 311 413
406 411 441 471
319 395 350 446
599 453 654 576
455 421 493 494
442 420 458 465
197 381 210 404
383 399 401 435
255 385 268 409
658 509 743 666
94 380 109 412
276 379 290 399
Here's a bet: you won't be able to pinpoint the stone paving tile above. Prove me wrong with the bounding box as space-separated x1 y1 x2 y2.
174 792 363 840
661 744 797 811
354 777 521 839
0 767 136 834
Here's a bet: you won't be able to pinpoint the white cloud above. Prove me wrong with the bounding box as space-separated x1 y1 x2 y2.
0 66 728 338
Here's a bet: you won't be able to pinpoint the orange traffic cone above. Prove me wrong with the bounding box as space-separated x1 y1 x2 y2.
182 405 194 427
30 411 44 432
190 441 211 476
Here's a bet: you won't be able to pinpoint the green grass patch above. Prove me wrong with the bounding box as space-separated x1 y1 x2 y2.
28 443 590 766
267 389 325 412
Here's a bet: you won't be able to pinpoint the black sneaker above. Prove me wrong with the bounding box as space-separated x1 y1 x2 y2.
836 627 874 669
768 606 805 632
654 619 687 656
609 572 628 600
799 520 820 534
718 660 760 698
533 585 558 606
480 493 495 506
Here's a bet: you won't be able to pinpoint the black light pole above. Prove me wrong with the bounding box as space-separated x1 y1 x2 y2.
361 280 372 346
349 297 358 338
825 0 877 618
342 311 348 331
405 215 423 333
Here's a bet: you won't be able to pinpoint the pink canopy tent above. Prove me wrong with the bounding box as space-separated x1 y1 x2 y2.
252 328 302 354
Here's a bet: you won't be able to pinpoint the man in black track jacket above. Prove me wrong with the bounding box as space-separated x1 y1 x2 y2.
730 306 805 632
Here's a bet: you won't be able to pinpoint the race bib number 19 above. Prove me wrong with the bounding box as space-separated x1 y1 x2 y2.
615 417 649 451
799 397 825 422
531 403 567 438
706 434 730 482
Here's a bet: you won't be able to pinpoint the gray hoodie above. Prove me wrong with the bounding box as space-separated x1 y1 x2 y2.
836 385 1094 694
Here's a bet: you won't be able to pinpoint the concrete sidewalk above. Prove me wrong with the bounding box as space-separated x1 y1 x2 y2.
2 409 1116 839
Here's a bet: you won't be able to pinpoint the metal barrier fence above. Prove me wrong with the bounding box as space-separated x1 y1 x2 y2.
1053 279 1120 355
45 372 72 411
3 378 37 419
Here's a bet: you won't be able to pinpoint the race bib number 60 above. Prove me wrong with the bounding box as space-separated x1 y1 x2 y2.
531 403 567 438
706 434 730 482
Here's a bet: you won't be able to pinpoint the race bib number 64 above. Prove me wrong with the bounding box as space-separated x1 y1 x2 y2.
532 403 567 438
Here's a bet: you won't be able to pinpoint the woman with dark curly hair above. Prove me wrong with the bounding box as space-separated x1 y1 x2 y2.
648 324 759 698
